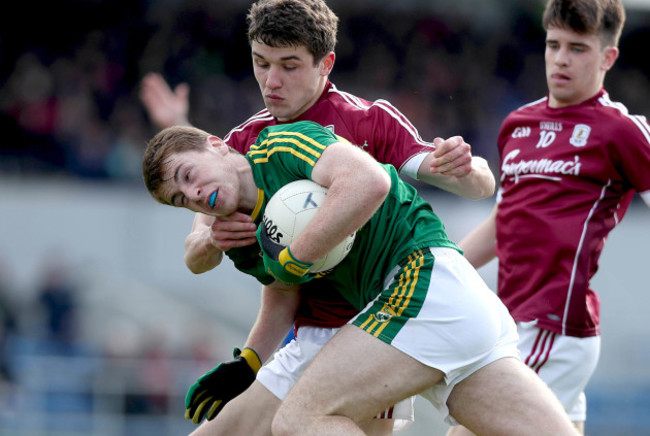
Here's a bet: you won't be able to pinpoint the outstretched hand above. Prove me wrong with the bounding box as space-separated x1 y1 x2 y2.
140 72 190 129
429 136 473 177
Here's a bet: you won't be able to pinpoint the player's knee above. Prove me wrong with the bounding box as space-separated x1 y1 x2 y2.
271 404 300 436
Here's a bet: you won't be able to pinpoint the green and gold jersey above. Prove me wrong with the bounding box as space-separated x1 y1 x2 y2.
227 120 460 309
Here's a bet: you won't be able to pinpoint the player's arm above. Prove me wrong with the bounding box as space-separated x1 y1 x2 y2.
184 211 257 274
458 204 498 269
291 141 390 263
416 136 495 200
183 281 300 424
243 282 301 362
139 72 191 129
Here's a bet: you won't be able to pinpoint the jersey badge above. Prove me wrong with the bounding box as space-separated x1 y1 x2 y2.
373 304 397 323
569 124 591 147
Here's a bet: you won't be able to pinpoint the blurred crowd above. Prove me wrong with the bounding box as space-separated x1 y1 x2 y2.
1 0 648 185
0 253 218 433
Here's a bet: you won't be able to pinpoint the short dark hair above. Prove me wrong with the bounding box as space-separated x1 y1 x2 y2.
542 0 625 47
142 125 211 203
247 0 339 64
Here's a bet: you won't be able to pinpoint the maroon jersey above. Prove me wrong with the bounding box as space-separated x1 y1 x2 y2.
496 89 650 337
224 81 434 329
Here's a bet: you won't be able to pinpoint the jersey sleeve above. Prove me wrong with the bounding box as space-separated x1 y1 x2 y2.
226 245 275 285
609 115 650 194
223 110 271 154
353 99 434 172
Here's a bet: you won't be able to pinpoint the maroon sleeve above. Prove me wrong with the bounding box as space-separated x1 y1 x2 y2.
608 114 650 193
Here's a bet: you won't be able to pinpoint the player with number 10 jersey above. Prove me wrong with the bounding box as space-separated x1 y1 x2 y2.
496 89 650 337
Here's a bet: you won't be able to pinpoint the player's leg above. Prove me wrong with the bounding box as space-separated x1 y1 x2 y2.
274 247 579 435
359 419 395 435
447 417 581 436
518 322 600 435
272 327 577 436
445 425 475 436
444 357 577 436
364 395 415 435
188 380 279 436
446 327 597 436
574 421 585 434
272 324 445 436
187 332 398 436
265 325 413 436
272 248 477 435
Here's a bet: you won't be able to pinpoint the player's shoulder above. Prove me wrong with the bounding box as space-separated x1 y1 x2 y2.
223 108 275 151
594 92 650 138
250 121 335 159
265 120 332 138
511 96 548 117
324 83 373 109
499 97 547 133
325 83 405 120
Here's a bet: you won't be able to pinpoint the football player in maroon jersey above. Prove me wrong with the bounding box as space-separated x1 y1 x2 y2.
456 0 650 434
140 1 496 435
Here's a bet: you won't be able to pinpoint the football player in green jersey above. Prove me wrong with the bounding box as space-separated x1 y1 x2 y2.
142 121 578 436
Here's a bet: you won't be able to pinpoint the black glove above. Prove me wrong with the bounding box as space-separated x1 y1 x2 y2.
184 347 262 424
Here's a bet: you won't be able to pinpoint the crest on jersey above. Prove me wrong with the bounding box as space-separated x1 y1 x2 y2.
373 304 397 323
570 124 591 147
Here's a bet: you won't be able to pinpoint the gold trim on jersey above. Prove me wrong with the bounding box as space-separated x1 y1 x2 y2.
250 188 265 221
248 130 326 165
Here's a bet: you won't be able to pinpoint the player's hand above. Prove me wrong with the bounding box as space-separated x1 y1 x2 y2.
139 72 190 129
257 224 314 285
208 212 258 251
429 136 473 177
185 347 262 424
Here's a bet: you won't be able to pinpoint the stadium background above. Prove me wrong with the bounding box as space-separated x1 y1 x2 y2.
0 0 648 434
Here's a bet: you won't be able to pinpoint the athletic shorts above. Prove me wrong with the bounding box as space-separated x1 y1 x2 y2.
518 320 601 422
257 325 415 434
351 247 520 425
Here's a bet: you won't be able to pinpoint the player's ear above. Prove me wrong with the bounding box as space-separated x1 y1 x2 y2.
208 136 228 153
601 46 619 72
319 52 335 76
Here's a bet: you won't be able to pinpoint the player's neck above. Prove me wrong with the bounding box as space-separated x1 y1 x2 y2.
238 164 259 213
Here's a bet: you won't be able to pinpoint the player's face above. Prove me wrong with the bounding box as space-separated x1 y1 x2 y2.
252 41 333 121
545 27 618 108
158 139 241 216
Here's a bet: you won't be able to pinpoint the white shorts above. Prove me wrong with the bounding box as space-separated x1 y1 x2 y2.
258 326 415 434
352 247 521 426
518 320 601 422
